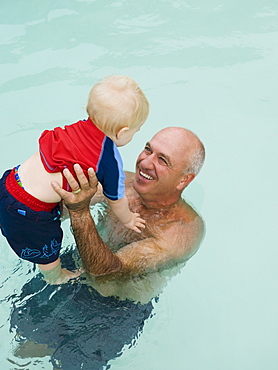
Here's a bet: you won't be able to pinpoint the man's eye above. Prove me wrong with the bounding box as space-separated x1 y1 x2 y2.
145 146 151 152
159 157 168 165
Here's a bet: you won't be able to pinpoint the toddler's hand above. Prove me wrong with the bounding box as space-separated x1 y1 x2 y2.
123 212 145 233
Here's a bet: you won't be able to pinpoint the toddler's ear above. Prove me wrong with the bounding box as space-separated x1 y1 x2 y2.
116 127 129 139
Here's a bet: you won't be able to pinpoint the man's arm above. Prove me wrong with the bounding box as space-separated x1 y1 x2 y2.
52 165 123 276
69 204 123 276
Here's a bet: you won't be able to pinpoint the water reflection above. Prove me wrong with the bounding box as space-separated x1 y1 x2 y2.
10 251 156 370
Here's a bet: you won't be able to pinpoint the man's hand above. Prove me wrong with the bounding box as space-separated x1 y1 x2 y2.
51 164 98 212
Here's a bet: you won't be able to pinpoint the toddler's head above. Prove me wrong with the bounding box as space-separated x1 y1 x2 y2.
86 75 149 146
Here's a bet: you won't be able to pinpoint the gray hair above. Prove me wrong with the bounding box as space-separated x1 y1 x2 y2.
183 138 205 175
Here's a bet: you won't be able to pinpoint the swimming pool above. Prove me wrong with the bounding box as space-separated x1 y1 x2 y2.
1 1 278 369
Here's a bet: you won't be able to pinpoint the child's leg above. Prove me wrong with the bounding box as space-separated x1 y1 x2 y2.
0 170 80 283
39 257 81 284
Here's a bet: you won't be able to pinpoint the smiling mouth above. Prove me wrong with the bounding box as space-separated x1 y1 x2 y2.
139 170 154 180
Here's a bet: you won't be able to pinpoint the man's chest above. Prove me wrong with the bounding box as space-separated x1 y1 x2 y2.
97 203 179 252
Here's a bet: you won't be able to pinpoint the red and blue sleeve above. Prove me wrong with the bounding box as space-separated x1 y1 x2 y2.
96 138 126 201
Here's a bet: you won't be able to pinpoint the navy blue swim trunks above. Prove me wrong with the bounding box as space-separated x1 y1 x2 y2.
0 168 63 264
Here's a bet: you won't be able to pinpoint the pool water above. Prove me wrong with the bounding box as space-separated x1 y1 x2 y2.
1 1 278 369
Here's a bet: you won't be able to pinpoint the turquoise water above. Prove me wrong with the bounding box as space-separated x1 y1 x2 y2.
1 1 278 369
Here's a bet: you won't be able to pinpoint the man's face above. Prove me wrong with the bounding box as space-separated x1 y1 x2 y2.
133 129 191 200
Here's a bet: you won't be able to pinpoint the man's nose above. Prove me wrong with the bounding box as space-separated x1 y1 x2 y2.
141 153 155 168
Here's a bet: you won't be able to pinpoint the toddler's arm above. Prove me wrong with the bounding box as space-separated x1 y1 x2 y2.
107 196 145 233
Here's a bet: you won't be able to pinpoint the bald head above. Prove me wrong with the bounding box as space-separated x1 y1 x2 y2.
152 127 205 175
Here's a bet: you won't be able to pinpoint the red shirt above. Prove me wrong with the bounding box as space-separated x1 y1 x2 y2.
39 118 125 200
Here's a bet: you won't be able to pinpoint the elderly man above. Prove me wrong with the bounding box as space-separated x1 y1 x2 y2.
52 126 205 280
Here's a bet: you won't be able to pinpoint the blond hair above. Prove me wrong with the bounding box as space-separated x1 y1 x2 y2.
86 75 150 136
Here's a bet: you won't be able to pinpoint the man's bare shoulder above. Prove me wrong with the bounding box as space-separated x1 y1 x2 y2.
170 198 201 223
155 199 204 262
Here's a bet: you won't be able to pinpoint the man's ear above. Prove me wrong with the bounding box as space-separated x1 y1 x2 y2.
116 127 129 139
176 173 196 191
